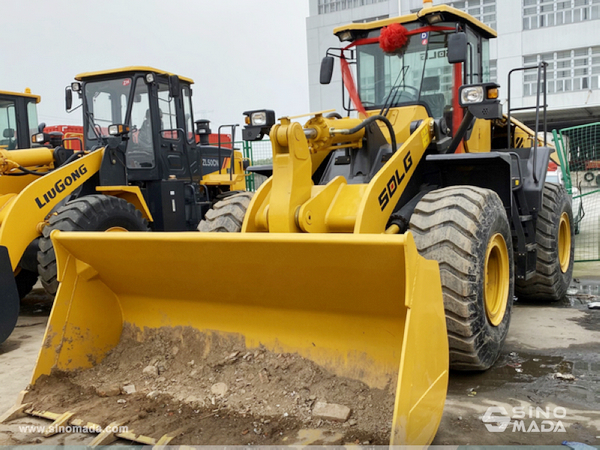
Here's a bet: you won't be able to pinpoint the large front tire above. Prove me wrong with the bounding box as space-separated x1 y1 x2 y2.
515 183 574 301
409 186 514 371
37 195 149 295
198 192 254 232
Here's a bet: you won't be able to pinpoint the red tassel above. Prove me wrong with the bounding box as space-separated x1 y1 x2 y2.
379 23 409 54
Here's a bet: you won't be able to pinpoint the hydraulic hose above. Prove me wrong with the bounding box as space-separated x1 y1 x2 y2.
330 115 398 153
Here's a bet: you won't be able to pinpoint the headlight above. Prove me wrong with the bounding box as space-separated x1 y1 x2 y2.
71 82 81 92
108 124 130 136
242 109 276 142
458 83 502 119
32 132 45 144
461 86 484 104
251 111 268 126
146 73 155 83
337 30 353 42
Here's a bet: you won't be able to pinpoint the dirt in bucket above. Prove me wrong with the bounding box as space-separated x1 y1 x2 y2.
24 325 395 445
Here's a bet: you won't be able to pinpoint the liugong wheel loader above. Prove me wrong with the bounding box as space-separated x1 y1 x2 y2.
4 2 574 446
0 67 247 344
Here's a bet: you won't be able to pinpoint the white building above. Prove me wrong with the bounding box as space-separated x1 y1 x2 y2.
306 0 600 129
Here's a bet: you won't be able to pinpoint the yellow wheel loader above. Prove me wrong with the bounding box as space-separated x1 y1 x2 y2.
0 67 247 344
2 3 574 447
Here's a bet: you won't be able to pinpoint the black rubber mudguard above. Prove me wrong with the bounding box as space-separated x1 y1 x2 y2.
0 246 19 344
247 164 273 177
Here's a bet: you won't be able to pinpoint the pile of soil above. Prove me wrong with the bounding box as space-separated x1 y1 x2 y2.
25 325 394 445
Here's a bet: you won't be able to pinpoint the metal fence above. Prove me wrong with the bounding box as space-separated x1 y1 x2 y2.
242 139 272 191
554 123 600 262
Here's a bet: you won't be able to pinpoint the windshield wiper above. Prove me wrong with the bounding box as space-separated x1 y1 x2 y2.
85 110 103 141
380 65 410 118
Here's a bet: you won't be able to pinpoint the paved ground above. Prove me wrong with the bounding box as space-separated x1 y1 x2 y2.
1 265 599 446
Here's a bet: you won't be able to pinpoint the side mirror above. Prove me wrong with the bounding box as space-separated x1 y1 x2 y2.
320 56 335 85
65 88 73 111
448 32 468 64
168 75 181 98
3 128 14 138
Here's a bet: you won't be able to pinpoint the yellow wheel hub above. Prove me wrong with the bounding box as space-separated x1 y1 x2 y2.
484 233 510 327
105 226 128 232
558 212 571 273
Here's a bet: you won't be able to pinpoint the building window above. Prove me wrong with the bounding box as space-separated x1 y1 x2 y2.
353 15 390 23
523 0 600 30
486 59 497 82
440 0 497 30
523 47 600 96
318 0 388 14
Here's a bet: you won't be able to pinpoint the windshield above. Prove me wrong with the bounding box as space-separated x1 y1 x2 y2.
356 29 454 118
83 78 131 141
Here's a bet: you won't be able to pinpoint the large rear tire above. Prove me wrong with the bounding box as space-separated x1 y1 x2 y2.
515 183 574 301
198 192 254 232
37 195 149 296
409 186 514 371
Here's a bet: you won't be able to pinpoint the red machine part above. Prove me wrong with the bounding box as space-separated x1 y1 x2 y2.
43 125 84 150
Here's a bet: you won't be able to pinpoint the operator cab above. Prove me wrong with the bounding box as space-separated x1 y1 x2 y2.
0 90 41 150
323 5 497 149
65 67 245 231
70 67 230 183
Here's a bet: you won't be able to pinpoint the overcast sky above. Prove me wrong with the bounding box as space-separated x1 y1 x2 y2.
1 0 310 136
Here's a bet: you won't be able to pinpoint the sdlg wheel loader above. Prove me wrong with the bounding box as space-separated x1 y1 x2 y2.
2 2 573 446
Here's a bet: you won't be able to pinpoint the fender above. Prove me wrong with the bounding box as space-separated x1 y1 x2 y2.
96 185 153 221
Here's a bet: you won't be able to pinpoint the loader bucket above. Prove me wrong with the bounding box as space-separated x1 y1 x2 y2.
27 231 448 445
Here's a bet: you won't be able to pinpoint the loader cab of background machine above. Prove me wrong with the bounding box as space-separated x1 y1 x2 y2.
0 90 41 150
66 68 244 232
70 69 197 183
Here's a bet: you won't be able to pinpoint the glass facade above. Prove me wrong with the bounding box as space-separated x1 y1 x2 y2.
523 0 600 30
523 47 600 95
441 0 497 29
318 0 388 14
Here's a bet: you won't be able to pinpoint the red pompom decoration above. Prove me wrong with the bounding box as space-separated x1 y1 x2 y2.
379 23 409 54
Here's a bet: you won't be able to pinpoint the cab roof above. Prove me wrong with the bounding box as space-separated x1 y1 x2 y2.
0 90 41 103
75 66 194 84
334 4 497 41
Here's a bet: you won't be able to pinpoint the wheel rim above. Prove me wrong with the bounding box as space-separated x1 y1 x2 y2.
105 227 128 232
484 233 510 327
558 212 571 273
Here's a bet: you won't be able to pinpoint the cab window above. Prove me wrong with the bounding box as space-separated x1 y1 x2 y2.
83 78 130 140
127 79 156 169
182 86 194 142
0 100 17 149
27 100 40 147
158 82 177 136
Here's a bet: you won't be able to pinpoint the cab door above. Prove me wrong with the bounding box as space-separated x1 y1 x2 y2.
154 78 188 180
